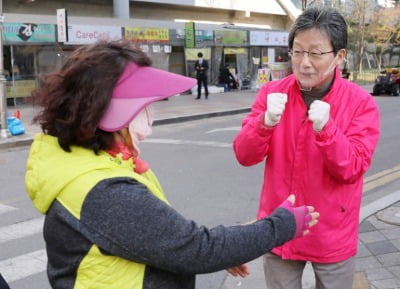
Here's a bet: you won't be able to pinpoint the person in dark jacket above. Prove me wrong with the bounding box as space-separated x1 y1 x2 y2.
219 64 237 91
194 52 209 99
25 40 319 289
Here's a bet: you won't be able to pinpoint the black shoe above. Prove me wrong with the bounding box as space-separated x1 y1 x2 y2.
195 97 200 99
205 94 209 99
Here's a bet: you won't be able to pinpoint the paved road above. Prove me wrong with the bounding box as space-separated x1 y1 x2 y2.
1 85 399 289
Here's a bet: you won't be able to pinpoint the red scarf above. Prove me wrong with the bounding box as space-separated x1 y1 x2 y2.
106 141 149 174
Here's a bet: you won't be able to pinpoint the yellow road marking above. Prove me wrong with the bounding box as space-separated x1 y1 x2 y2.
364 164 400 183
364 164 400 192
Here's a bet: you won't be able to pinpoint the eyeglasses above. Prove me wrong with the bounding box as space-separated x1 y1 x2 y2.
289 49 335 61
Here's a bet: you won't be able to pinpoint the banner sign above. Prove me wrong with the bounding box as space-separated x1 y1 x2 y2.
66 24 122 45
6 80 36 98
185 48 211 61
250 31 288 46
214 30 247 45
224 48 245 54
257 68 270 88
3 23 56 43
56 8 68 42
124 27 169 42
184 22 195 48
195 29 213 41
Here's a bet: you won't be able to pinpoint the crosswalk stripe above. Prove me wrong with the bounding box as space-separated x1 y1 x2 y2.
0 249 47 283
0 217 44 244
206 127 241 133
0 204 17 214
144 138 231 148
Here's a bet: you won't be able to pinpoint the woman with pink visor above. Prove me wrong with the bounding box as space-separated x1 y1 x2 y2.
25 40 318 289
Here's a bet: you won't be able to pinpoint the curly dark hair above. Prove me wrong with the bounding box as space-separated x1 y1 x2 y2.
32 40 151 153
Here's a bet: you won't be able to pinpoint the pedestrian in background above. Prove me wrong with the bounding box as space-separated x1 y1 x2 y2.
25 40 319 289
233 6 380 289
194 52 209 99
218 64 237 91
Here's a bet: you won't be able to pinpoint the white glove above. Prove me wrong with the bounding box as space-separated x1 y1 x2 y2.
308 100 330 132
264 93 288 127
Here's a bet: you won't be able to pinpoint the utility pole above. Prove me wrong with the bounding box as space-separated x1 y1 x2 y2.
0 0 9 138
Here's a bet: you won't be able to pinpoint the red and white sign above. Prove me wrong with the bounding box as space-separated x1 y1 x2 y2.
250 31 288 46
66 24 122 45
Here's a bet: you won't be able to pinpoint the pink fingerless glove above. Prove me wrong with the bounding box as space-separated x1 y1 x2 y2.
279 200 312 238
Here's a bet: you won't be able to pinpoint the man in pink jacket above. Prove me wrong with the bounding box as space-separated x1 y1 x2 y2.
233 7 380 289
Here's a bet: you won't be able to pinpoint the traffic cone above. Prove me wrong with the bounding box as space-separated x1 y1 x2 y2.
13 110 21 119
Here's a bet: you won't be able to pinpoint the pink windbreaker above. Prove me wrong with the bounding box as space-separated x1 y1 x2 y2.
233 68 380 263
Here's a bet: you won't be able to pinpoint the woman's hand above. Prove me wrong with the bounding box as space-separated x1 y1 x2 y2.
226 264 250 278
279 194 320 237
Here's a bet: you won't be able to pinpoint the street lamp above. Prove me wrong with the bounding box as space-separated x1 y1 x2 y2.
0 0 9 138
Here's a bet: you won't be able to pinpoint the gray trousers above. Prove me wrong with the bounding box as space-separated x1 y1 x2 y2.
263 253 355 289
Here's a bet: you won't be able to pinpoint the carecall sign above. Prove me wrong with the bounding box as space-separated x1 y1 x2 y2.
65 24 122 45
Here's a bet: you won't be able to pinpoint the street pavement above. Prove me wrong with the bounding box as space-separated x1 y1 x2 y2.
0 85 399 289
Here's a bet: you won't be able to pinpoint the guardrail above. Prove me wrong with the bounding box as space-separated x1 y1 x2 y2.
349 69 380 84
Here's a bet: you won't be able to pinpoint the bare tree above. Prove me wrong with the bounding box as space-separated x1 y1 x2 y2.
342 0 374 73
301 0 323 10
368 6 400 69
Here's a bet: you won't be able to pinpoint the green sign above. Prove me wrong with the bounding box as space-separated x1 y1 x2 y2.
184 22 195 48
214 30 247 45
195 29 213 41
3 23 56 43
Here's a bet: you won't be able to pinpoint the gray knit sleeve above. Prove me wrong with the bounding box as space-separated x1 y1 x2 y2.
80 177 295 274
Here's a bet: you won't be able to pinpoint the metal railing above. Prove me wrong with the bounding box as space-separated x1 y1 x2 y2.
349 69 380 84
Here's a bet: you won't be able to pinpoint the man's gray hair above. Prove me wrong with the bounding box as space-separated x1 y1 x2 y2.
288 6 347 54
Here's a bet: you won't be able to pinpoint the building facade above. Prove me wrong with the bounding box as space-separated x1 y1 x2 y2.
3 0 300 101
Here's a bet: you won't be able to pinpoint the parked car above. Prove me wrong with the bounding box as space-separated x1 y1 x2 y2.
371 68 400 96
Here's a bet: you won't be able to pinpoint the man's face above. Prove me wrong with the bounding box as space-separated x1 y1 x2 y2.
290 28 345 90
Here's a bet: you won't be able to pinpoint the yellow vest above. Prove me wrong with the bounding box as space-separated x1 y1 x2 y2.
27 134 169 289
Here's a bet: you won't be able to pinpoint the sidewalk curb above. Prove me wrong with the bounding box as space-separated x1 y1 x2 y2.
359 190 400 223
0 107 252 150
0 134 35 150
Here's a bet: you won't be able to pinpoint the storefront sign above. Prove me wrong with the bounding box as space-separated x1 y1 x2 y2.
257 68 270 88
152 45 161 53
184 22 195 48
195 29 213 41
250 31 288 46
164 45 171 53
66 24 122 45
3 23 56 43
268 48 275 64
214 30 247 45
140 44 149 53
56 8 68 42
6 80 37 98
224 48 246 54
185 48 211 61
124 27 169 42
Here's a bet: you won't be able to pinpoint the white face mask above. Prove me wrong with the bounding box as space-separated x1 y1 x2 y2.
128 105 154 153
297 51 343 91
